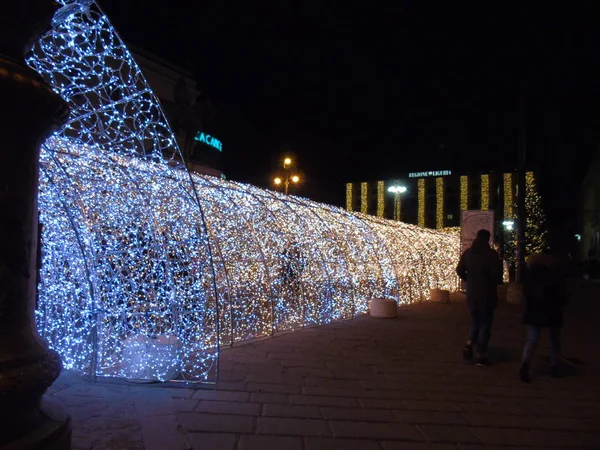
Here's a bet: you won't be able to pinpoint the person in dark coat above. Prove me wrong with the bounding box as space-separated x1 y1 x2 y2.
456 229 503 366
519 250 567 382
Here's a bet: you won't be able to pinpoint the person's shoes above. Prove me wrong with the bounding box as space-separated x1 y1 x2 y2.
476 356 492 366
550 365 561 378
463 344 473 362
519 363 530 382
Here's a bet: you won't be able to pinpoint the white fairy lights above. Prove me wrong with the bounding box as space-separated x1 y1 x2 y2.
29 1 460 384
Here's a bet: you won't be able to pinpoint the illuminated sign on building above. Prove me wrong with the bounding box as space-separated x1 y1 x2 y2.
194 131 223 152
409 170 451 178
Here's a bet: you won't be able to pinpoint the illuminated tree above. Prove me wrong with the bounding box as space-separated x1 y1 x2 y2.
504 172 547 271
524 172 548 254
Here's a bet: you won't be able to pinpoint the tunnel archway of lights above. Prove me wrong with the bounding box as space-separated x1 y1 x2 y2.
28 0 459 383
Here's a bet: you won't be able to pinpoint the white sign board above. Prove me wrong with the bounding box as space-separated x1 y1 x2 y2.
460 210 495 255
459 210 495 290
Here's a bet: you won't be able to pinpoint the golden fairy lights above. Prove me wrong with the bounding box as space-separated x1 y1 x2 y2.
394 193 401 221
525 171 548 253
377 181 385 217
436 178 444 229
503 173 513 218
480 174 490 210
346 183 353 211
418 179 425 227
361 182 368 214
460 175 468 211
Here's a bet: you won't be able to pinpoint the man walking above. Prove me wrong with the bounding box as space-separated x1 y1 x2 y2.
456 229 503 366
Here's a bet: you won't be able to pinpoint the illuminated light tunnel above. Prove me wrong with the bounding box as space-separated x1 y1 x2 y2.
29 1 460 383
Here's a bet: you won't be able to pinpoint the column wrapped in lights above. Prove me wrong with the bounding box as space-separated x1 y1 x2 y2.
418 179 426 227
503 172 513 218
377 181 385 217
27 0 461 385
460 175 468 211
0 1 72 446
346 183 353 211
481 174 490 210
436 177 444 229
361 182 368 214
525 171 547 254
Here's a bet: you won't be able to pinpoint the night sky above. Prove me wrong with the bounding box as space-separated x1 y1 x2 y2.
100 0 600 229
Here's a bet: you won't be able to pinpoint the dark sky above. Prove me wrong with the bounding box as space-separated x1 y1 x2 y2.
100 0 600 225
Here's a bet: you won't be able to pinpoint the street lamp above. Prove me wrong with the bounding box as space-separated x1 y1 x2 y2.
273 157 300 195
388 185 407 221
502 219 515 231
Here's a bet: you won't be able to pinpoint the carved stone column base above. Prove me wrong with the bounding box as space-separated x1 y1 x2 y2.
0 44 71 450
1 397 71 450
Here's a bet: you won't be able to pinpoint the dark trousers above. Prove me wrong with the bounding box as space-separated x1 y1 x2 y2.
522 325 562 366
468 307 494 355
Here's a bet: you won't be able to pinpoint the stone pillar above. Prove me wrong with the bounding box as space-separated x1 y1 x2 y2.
0 1 71 449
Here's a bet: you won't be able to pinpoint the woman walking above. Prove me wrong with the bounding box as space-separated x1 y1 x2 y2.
519 250 568 382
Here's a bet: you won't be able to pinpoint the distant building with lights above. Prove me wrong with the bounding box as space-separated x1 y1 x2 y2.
580 149 600 261
131 46 223 177
345 170 538 239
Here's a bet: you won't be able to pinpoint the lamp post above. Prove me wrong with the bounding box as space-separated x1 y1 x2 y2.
273 157 300 195
388 185 407 221
515 83 527 284
0 2 71 448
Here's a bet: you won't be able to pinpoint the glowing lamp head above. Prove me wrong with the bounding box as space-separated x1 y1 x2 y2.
274 177 282 185
283 157 292 167
291 175 300 183
502 220 515 231
388 185 407 194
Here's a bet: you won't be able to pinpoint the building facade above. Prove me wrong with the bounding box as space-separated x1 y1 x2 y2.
346 169 538 239
131 46 223 177
580 149 600 261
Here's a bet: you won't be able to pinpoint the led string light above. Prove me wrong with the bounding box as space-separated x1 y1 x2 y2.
39 137 461 382
418 179 425 227
28 5 177 161
29 0 460 384
346 183 353 211
394 194 401 222
436 177 444 229
503 172 513 218
481 174 490 210
39 138 218 382
377 181 385 217
524 172 547 253
361 182 368 214
359 214 460 302
460 175 468 211
29 0 218 383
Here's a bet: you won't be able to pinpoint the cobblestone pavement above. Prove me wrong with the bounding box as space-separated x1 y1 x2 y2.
49 280 600 449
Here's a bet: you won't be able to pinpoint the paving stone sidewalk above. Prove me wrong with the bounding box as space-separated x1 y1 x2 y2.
49 280 600 450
